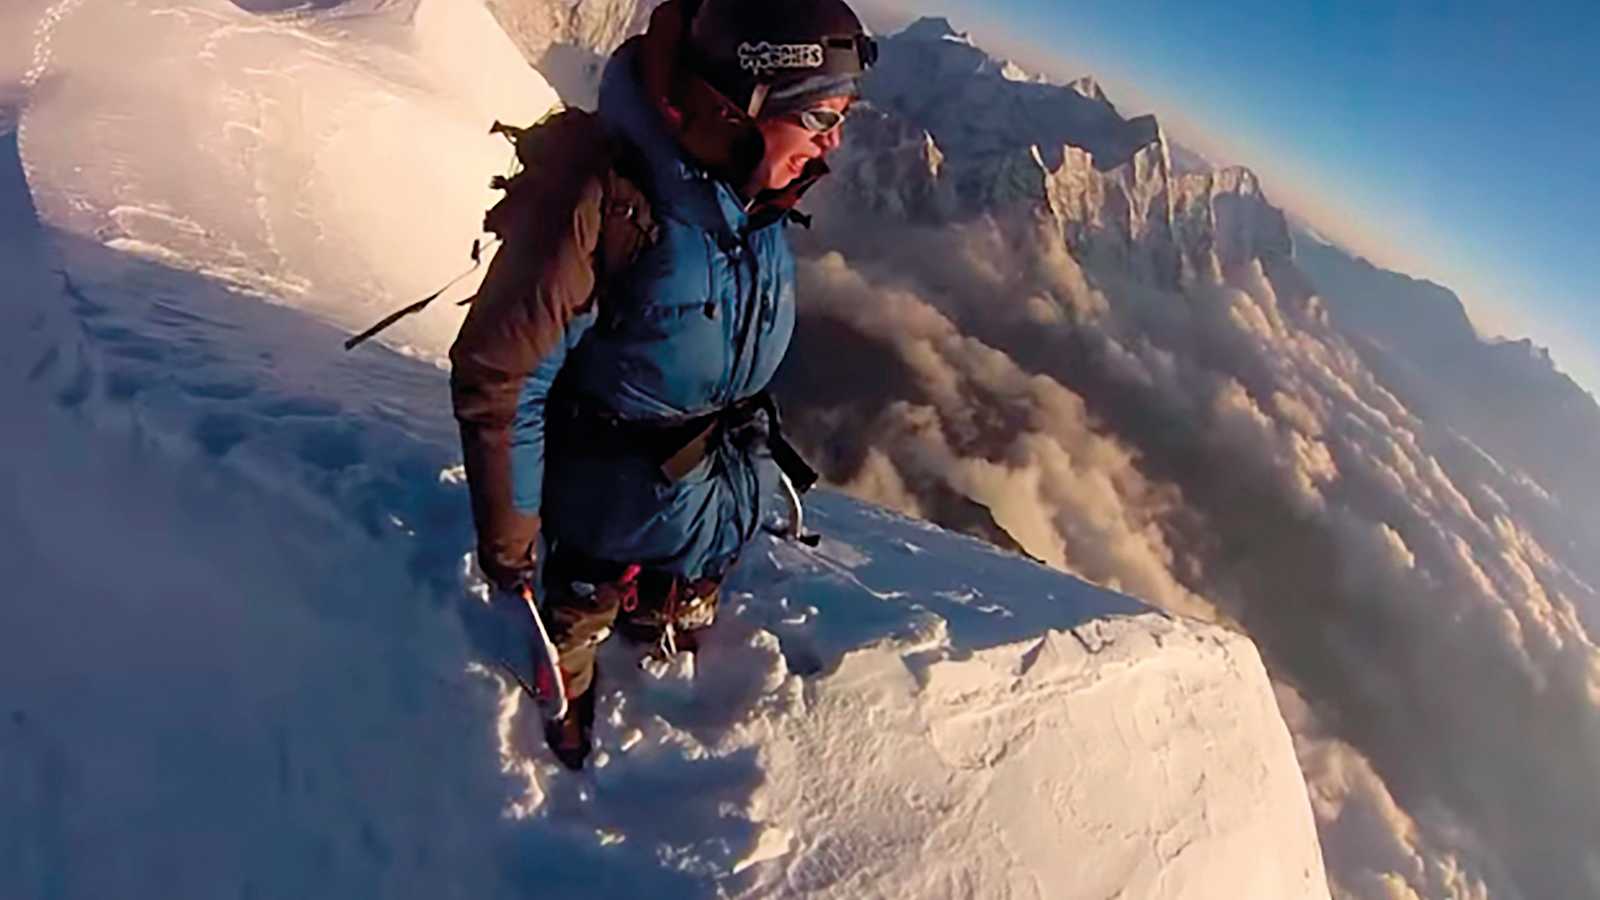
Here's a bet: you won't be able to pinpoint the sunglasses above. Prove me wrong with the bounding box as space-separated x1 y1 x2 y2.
795 106 848 134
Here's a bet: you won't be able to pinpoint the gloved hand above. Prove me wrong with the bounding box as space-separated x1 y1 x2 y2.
485 573 570 722
478 539 536 596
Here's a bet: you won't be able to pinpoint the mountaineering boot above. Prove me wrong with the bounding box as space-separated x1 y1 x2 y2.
672 588 718 644
615 575 721 657
661 586 719 655
543 674 597 771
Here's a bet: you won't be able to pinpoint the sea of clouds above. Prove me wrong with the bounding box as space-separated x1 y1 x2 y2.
779 197 1600 899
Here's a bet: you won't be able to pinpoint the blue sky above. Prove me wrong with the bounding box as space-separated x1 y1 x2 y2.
868 1 1600 391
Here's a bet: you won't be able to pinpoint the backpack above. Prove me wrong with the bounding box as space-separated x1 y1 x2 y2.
344 107 657 352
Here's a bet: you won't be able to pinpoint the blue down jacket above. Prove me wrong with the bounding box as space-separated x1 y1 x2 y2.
515 45 798 580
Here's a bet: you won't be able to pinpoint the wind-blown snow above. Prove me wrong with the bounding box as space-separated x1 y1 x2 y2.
1 2 1330 896
15 0 556 359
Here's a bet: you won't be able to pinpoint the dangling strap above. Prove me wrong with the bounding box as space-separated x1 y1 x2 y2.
343 238 498 351
616 563 644 613
659 579 682 658
752 391 820 494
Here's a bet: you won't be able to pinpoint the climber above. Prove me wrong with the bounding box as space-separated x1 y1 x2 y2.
449 0 876 770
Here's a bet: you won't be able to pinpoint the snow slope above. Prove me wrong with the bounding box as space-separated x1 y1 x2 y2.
2 2 1330 896
14 0 556 359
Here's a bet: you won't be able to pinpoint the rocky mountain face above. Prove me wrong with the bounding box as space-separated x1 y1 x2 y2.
1292 230 1481 356
833 17 1291 289
1295 230 1600 576
484 0 656 105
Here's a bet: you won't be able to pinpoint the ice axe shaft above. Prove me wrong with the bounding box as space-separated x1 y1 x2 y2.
497 583 568 723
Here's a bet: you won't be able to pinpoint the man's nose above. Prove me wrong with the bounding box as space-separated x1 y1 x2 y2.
816 124 843 154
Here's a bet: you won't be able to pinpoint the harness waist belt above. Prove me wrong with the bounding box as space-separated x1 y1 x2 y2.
556 390 818 494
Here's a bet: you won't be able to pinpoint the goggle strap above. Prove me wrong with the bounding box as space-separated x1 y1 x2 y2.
821 34 879 71
747 82 771 118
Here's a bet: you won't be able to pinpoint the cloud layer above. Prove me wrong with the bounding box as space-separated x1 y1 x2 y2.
777 196 1600 899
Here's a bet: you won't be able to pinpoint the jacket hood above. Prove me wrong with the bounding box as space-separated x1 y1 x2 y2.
600 40 748 238
598 0 829 237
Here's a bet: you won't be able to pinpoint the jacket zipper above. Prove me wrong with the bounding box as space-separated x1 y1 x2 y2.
724 234 745 407
709 231 732 408
730 233 762 403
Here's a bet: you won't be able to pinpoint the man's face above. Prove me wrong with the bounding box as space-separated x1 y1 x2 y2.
750 95 851 194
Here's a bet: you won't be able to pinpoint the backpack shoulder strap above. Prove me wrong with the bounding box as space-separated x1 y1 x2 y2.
486 110 658 303
595 156 658 289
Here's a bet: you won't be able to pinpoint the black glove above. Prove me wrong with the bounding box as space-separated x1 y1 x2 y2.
479 540 536 596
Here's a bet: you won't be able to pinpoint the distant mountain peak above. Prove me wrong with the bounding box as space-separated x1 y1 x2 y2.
836 14 1298 287
1000 60 1037 83
1068 75 1109 104
899 16 970 44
